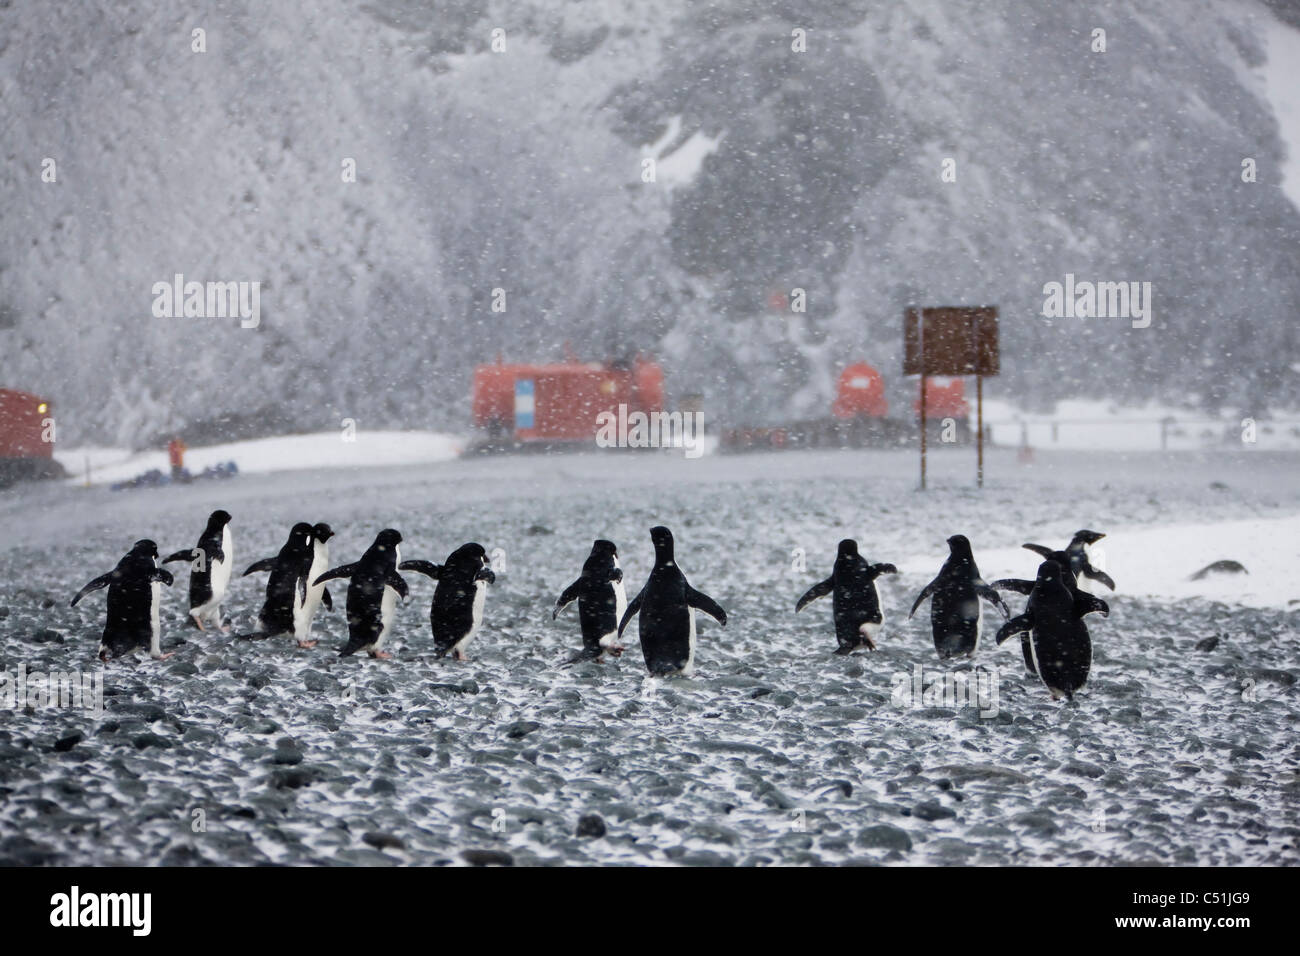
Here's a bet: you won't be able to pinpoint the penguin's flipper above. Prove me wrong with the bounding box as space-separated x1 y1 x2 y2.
553 579 582 619
242 557 276 576
976 583 1011 618
686 586 727 626
1073 592 1110 619
995 613 1033 645
321 588 333 610
162 549 197 564
314 563 358 586
870 563 899 576
990 577 1035 595
1022 543 1054 559
208 543 226 565
398 560 441 579
152 568 174 587
608 567 623 583
1083 566 1116 591
70 572 113 607
617 590 644 637
908 580 937 619
795 578 834 613
475 567 496 584
385 570 410 599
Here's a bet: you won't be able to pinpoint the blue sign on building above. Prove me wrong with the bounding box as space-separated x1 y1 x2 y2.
514 378 535 429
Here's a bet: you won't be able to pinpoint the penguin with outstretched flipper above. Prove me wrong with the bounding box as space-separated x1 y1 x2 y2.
795 539 897 655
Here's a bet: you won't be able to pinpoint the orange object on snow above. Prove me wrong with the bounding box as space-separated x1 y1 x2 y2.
168 437 187 469
832 363 889 419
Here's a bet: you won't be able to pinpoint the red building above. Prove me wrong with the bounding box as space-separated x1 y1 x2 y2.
472 356 665 443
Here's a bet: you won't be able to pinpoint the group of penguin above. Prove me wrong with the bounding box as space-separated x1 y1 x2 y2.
69 509 1116 700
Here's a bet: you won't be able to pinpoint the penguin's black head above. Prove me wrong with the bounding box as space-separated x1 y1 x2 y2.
650 526 674 558
131 539 159 559
313 522 335 543
837 539 859 558
447 542 488 568
374 529 403 551
947 534 972 555
592 539 617 557
289 522 315 546
1073 529 1105 545
1036 559 1065 587
208 509 232 529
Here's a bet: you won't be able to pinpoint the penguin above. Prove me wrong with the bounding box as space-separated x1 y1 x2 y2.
1023 529 1115 593
70 539 175 661
400 543 495 660
239 522 317 647
162 509 233 631
795 539 898 655
908 534 1010 659
295 522 335 643
995 559 1108 700
617 526 726 677
991 540 1104 674
553 539 626 663
316 529 409 659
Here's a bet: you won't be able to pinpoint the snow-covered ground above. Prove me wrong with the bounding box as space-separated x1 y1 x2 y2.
54 431 465 487
0 446 1296 866
902 514 1298 610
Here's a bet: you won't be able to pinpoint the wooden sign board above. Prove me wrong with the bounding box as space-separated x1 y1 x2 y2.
903 306 999 376
903 306 1000 491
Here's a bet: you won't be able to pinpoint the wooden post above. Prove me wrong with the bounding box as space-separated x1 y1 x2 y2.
976 373 984 488
919 373 927 491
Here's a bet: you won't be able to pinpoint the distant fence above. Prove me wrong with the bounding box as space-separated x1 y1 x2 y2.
983 418 1300 452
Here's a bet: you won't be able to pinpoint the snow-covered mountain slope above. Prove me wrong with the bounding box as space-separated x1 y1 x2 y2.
1 0 1298 445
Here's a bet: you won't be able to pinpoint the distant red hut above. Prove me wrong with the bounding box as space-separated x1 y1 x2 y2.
0 388 62 484
472 356 665 444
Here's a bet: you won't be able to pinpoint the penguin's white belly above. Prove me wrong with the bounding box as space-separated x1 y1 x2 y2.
149 581 162 655
374 585 399 650
860 621 882 640
454 579 488 653
971 602 984 656
300 545 329 637
680 607 697 677
601 579 627 647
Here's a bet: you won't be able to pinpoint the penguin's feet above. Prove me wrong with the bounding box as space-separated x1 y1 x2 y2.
453 649 467 661
608 643 625 655
296 639 318 649
373 651 393 660
152 651 175 661
862 636 878 652
191 616 205 632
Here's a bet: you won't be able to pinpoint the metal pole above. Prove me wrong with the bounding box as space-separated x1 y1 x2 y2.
976 373 984 488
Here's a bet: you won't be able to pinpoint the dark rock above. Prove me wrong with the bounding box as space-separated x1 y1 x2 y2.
912 801 956 821
1189 560 1248 581
857 824 912 851
1194 636 1220 652
575 814 607 838
363 832 406 850
462 848 513 866
505 721 540 739
54 732 83 752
